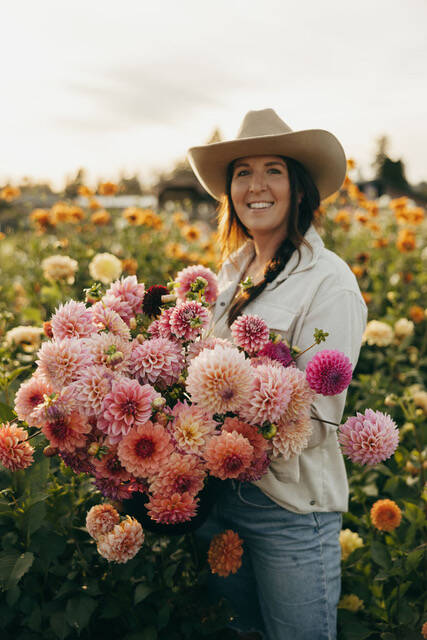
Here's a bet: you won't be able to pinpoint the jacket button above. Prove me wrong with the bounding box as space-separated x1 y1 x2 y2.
310 499 316 505
220 301 226 306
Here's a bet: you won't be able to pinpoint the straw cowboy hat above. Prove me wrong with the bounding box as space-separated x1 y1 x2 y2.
187 108 347 201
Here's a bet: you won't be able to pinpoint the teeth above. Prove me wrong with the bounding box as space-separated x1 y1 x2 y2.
248 202 273 209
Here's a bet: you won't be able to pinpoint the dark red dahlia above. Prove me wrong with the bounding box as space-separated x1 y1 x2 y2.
258 340 295 368
142 285 169 317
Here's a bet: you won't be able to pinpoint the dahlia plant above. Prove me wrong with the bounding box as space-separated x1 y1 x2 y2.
2 265 399 570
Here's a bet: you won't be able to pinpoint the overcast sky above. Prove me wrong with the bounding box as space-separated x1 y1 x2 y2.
1 0 426 189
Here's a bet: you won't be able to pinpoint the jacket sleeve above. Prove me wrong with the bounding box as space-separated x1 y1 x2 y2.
293 288 368 448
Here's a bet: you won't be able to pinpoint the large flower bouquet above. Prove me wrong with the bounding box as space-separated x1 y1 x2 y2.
2 266 399 570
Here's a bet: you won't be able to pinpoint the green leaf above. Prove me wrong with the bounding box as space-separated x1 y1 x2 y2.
50 611 71 640
20 501 46 538
157 602 171 629
65 595 96 631
371 541 391 569
134 583 155 604
406 548 424 572
0 402 15 422
6 365 32 385
7 551 34 589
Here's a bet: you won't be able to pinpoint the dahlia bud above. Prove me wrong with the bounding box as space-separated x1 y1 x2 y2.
386 291 396 302
155 412 169 426
161 293 177 304
129 317 137 330
384 394 398 407
136 334 145 344
177 375 186 386
43 321 53 338
43 444 58 457
88 442 100 456
107 350 124 367
152 396 166 410
260 422 277 440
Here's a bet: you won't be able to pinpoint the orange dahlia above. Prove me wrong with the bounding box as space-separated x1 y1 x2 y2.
86 503 120 539
409 305 425 324
0 422 34 471
396 228 416 252
208 530 243 578
370 499 402 532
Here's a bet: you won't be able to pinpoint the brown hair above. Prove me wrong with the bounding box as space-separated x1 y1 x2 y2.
216 156 321 326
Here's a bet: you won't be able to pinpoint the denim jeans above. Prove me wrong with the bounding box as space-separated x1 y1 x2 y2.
196 481 342 640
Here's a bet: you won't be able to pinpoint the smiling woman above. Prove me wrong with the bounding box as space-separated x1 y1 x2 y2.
188 109 368 640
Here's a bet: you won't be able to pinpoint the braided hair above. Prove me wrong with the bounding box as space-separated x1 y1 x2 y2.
216 156 321 327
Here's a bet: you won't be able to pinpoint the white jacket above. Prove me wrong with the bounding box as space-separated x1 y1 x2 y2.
210 224 368 513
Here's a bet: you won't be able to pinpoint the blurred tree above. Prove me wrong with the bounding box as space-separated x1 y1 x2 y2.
118 173 143 195
64 167 87 199
372 135 410 192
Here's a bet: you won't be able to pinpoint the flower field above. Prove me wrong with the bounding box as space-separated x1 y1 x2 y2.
0 170 426 640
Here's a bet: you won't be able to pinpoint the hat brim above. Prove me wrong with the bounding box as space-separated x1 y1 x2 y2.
187 129 346 201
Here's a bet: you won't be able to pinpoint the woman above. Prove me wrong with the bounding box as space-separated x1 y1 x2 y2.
187 109 367 640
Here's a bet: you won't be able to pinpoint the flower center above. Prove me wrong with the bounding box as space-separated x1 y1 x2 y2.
134 437 155 458
123 399 136 416
106 456 122 474
173 476 191 493
224 454 243 473
49 417 69 441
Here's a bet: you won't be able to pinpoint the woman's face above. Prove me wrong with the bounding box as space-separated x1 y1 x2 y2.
230 155 292 236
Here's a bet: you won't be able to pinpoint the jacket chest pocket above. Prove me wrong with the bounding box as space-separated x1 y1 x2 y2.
247 301 298 344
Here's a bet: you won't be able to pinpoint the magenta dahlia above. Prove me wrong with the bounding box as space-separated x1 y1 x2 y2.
258 340 295 368
306 349 353 396
338 409 399 465
230 314 270 355
175 265 218 304
142 285 169 317
169 301 210 341
51 301 97 341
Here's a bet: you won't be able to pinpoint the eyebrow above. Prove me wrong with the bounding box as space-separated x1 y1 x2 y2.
233 160 286 169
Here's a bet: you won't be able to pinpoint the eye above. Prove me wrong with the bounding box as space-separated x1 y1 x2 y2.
267 167 282 174
235 169 249 177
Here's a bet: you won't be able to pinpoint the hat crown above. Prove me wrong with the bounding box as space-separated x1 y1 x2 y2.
236 108 293 139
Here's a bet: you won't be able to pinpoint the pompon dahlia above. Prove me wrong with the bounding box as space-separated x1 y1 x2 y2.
239 364 292 425
186 345 253 414
99 294 134 326
142 285 169 317
338 409 399 465
71 365 117 416
339 529 364 561
117 421 173 477
42 407 91 452
86 333 132 374
169 401 217 455
86 503 120 539
106 276 145 315
231 314 270 355
98 379 158 444
37 338 92 390
258 340 295 368
50 300 97 341
271 411 313 460
186 337 231 362
169 301 210 341
204 431 253 480
145 491 198 524
90 304 131 341
14 375 53 424
130 337 184 388
150 452 206 497
0 422 34 471
97 517 144 563
175 265 218 303
306 349 353 396
208 530 243 578
370 499 402 531
93 449 131 482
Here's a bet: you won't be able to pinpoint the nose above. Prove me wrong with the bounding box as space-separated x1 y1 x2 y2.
249 171 267 193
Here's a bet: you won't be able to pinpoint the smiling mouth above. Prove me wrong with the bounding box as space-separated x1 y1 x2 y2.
247 202 274 209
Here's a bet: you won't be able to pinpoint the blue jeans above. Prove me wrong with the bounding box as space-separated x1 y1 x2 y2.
196 481 342 640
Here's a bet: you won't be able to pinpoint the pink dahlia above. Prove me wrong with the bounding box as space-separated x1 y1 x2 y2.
99 294 134 326
90 304 131 341
147 318 161 338
239 364 292 425
86 333 132 374
98 378 157 444
50 301 97 341
93 448 131 482
0 422 34 471
86 503 120 539
14 374 53 424
41 407 91 452
60 447 95 474
169 301 210 341
280 367 316 424
186 337 231 362
186 344 254 414
168 401 217 455
271 412 312 460
97 517 144 563
32 385 78 427
130 337 184 388
142 285 169 317
37 338 92 390
117 421 173 477
222 416 270 482
175 265 219 304
204 431 254 480
231 314 270 355
150 452 206 497
306 350 353 396
106 276 145 315
338 409 399 465
146 491 198 524
258 340 295 368
71 365 117 416
156 307 177 341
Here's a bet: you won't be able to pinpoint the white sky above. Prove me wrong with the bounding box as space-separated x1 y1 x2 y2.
1 0 426 189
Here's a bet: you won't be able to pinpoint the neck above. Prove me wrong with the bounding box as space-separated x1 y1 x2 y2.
250 228 287 270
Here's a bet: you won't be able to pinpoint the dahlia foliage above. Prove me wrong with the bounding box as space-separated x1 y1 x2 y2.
4 265 399 570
